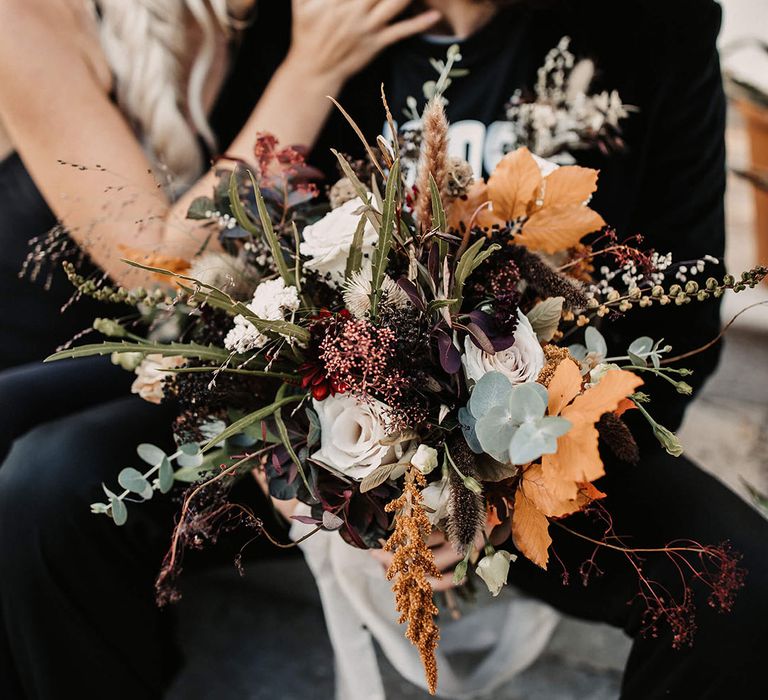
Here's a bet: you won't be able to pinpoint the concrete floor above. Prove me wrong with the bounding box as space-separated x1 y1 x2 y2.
167 113 768 699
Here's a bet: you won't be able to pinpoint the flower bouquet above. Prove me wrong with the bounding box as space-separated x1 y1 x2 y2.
52 98 764 694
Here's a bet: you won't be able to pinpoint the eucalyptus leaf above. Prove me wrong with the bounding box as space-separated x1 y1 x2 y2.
179 442 201 455
109 496 128 526
475 405 517 462
468 372 512 419
508 417 571 465
458 406 483 454
585 326 608 358
137 443 166 467
158 457 174 494
506 383 548 425
628 336 654 367
118 467 152 498
176 452 204 469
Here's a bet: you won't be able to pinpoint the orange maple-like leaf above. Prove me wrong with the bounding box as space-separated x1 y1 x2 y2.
512 462 607 569
486 148 542 221
447 147 606 254
543 359 643 501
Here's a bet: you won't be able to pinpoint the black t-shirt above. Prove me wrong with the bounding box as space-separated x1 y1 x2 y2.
212 0 731 436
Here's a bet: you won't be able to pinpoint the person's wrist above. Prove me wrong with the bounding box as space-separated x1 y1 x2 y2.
279 51 347 98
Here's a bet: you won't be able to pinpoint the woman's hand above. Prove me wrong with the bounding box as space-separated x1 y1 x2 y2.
286 0 441 94
370 529 475 592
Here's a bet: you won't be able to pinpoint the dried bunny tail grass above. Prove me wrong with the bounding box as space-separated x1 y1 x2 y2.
384 469 441 695
597 412 640 465
414 99 450 233
509 244 589 309
446 440 484 556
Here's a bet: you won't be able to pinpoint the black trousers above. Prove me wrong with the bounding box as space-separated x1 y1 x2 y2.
0 361 766 699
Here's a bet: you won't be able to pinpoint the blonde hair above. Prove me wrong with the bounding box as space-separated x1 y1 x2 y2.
92 0 245 188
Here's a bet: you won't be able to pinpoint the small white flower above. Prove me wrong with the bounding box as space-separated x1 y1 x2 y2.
476 550 516 597
224 278 300 354
311 394 403 480
130 354 185 405
421 478 449 526
411 444 438 475
300 198 378 285
461 310 545 386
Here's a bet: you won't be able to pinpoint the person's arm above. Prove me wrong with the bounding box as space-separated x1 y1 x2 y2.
0 0 439 288
607 0 727 435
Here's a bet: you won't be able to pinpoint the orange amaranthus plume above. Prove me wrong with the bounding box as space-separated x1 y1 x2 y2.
511 358 643 568
384 468 441 695
447 147 606 254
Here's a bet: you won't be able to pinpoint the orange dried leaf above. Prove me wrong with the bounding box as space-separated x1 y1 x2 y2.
512 486 552 569
486 147 542 221
541 165 600 209
563 369 644 426
547 358 583 417
544 368 643 500
520 462 585 519
518 205 606 254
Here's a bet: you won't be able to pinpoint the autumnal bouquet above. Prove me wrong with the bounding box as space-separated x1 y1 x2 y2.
52 97 764 694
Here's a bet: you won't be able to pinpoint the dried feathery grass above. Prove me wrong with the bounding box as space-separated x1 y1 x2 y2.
414 99 450 235
384 468 442 695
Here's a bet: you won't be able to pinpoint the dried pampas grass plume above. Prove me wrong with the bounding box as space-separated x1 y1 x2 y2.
414 99 450 235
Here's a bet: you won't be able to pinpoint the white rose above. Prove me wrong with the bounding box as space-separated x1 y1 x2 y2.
461 310 545 385
311 394 402 480
300 198 378 284
476 550 516 597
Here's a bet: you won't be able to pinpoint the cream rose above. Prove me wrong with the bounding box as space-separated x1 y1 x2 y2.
311 394 403 480
461 310 545 385
131 354 185 405
300 198 378 284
